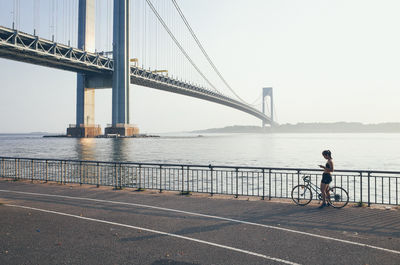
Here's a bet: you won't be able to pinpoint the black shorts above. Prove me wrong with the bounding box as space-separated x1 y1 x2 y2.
321 173 332 184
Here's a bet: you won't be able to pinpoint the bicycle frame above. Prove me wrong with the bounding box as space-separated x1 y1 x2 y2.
303 176 322 198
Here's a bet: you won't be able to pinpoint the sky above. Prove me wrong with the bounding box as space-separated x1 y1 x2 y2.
0 0 400 133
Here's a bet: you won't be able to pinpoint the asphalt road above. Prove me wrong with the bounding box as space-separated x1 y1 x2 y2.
0 179 399 265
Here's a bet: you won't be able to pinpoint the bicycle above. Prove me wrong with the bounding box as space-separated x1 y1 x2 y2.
291 175 349 208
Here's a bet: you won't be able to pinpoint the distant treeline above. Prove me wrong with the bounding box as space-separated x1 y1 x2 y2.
192 122 400 133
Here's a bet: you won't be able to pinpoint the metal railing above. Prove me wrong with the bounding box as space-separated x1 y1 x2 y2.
0 156 399 206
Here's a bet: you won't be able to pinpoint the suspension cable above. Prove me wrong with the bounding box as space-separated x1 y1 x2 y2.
145 0 221 94
171 0 248 103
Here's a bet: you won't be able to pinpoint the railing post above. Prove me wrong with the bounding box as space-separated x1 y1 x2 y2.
64 161 67 185
181 166 184 194
15 158 18 181
359 172 363 204
1 158 4 177
114 163 119 189
210 165 214 196
31 160 34 182
97 162 100 188
235 168 239 198
119 163 123 189
297 170 300 186
83 162 86 185
159 165 163 193
367 172 371 207
113 163 117 189
269 169 272 200
80 161 83 185
60 161 64 184
262 169 265 200
187 166 190 194
45 160 48 183
138 164 142 190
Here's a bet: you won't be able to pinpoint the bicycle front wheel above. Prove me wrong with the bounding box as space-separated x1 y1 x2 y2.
328 187 349 208
291 185 312 206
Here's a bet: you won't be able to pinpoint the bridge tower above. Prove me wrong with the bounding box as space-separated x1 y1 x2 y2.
105 0 139 136
67 0 101 137
262 87 274 127
67 0 139 137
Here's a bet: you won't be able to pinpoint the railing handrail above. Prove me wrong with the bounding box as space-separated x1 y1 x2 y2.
0 156 399 175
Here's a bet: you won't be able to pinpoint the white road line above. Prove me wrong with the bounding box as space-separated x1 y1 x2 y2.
1 189 399 255
5 203 300 265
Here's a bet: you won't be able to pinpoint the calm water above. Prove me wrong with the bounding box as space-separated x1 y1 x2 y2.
1 133 400 171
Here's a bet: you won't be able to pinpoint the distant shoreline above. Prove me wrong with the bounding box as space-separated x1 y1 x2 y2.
2 122 400 135
191 122 400 134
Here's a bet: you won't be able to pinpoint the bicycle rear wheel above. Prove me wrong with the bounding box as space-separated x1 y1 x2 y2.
291 185 312 206
328 187 349 208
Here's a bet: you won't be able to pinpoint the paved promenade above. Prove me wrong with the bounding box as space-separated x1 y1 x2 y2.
0 179 399 265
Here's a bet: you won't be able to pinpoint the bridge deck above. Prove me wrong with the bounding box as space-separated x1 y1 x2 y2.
0 25 272 124
0 179 399 265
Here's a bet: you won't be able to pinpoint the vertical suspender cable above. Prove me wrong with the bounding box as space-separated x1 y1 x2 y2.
33 0 36 33
97 1 100 52
68 0 70 45
33 0 38 34
65 0 68 43
62 0 65 43
155 1 158 70
139 0 143 65
51 0 55 39
55 0 58 41
72 0 75 47
141 0 145 67
107 0 110 52
16 0 20 30
12 0 15 29
163 0 166 72
48 0 51 38
13 0 17 29
106 0 109 52
144 0 146 67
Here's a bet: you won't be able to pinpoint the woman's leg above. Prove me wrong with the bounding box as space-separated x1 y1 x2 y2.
325 184 330 203
320 182 327 204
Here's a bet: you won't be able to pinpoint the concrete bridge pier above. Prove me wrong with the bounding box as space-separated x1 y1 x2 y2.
67 0 101 137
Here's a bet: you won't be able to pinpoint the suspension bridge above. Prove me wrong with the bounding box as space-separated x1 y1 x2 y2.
0 0 275 137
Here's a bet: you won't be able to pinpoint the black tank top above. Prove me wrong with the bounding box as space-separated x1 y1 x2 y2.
326 162 330 169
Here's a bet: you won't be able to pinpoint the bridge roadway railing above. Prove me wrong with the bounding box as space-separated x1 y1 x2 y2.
1 156 399 206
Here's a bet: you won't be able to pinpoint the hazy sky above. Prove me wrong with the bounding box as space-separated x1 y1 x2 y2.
1 0 400 133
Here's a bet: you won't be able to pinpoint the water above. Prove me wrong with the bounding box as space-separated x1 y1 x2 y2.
1 133 400 172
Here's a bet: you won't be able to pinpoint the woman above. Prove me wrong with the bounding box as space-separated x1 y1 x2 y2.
318 150 333 208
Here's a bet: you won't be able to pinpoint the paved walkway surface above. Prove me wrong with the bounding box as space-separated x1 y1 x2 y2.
0 179 399 265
